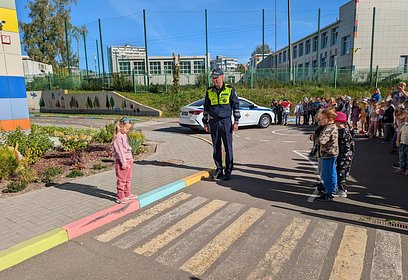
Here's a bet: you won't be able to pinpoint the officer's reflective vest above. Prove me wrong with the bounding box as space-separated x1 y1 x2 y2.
207 85 232 106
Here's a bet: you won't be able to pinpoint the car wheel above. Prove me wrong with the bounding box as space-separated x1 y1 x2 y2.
258 114 271 128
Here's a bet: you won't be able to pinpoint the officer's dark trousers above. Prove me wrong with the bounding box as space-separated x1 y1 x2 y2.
209 118 233 175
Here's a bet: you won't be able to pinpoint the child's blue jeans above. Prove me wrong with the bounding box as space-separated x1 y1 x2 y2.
321 157 337 196
399 144 408 170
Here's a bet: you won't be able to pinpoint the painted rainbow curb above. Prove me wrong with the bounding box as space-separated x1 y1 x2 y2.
0 169 212 272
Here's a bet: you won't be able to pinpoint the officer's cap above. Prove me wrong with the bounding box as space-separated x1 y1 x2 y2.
211 68 224 78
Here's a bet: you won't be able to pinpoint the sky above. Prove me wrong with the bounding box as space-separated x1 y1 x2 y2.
15 0 350 70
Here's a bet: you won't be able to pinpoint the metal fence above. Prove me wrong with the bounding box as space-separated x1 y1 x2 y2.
25 66 408 92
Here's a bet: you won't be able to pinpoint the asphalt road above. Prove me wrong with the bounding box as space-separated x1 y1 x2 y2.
5 117 405 279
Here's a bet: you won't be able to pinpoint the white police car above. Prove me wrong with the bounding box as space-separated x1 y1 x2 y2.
179 97 274 130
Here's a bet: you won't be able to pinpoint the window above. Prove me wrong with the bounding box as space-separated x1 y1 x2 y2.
239 99 253 108
149 61 161 75
193 61 205 74
133 61 145 74
320 55 327 68
305 40 311 54
331 27 338 46
341 35 351 55
164 61 174 74
329 55 336 67
321 32 328 49
304 62 310 75
298 64 303 68
283 51 287 62
312 60 317 69
299 43 304 57
312 36 318 52
278 53 282 64
227 76 235 84
180 61 191 74
293 46 297 59
119 61 131 74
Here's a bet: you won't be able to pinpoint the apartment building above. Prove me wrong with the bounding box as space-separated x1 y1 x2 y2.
210 55 238 72
258 0 408 71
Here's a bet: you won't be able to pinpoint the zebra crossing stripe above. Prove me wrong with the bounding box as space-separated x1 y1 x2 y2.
134 200 227 256
207 212 288 280
155 202 245 268
370 230 403 280
113 196 208 249
94 192 191 243
247 217 311 280
180 207 265 276
288 220 338 280
330 225 367 280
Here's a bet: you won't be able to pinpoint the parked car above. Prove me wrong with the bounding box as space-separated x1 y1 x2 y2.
179 97 274 130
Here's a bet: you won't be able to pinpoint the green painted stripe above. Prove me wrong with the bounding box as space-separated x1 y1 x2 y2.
0 228 68 272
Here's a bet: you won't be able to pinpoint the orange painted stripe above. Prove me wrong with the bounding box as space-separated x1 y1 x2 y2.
354 32 358 38
0 118 30 131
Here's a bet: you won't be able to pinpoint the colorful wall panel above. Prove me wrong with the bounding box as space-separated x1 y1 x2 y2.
0 0 30 131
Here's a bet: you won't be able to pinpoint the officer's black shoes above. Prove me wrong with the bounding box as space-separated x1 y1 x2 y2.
223 174 231 181
212 170 224 180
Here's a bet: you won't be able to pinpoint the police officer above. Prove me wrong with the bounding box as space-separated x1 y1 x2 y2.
203 68 240 181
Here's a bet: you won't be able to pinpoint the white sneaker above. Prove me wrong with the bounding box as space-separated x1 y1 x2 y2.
335 190 347 198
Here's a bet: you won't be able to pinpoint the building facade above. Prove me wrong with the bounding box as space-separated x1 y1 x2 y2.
108 45 208 85
22 55 53 76
210 55 238 72
0 0 30 131
258 0 408 71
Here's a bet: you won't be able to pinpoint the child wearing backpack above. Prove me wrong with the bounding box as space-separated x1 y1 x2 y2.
335 112 355 198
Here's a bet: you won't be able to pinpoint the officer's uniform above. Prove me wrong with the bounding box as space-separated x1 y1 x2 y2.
203 82 240 177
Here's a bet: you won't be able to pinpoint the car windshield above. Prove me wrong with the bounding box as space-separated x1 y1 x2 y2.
189 99 205 107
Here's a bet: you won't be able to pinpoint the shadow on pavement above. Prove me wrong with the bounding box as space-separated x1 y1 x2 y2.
55 183 117 202
213 137 407 234
137 160 209 172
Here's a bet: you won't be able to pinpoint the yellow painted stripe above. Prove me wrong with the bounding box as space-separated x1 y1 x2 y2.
0 8 19 33
329 225 367 280
180 207 265 276
247 217 311 280
182 171 210 187
134 199 226 256
0 228 68 272
95 192 191 242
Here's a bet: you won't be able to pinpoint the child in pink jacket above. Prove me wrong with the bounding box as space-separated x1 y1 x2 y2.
112 117 137 204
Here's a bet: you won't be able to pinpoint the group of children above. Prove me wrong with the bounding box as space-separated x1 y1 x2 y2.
310 92 408 201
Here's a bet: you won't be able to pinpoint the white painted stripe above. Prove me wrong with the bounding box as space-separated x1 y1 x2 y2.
370 230 403 280
293 150 320 203
259 139 270 142
180 207 265 276
244 137 251 140
155 202 245 267
247 217 311 280
283 140 296 143
95 192 191 242
330 225 367 280
207 212 288 280
288 220 338 280
113 196 208 249
134 200 227 256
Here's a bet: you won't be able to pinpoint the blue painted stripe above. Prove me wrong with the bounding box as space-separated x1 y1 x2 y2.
0 76 26 99
138 180 186 208
0 99 13 120
10 98 30 119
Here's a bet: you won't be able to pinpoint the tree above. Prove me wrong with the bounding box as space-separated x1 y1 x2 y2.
20 0 84 70
251 44 271 56
172 54 181 93
237 64 246 73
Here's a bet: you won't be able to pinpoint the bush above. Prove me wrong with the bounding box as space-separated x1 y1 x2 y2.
3 181 27 193
128 131 146 155
66 169 84 178
92 121 115 144
15 167 37 184
41 167 63 183
0 146 19 180
92 163 107 170
59 132 92 152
